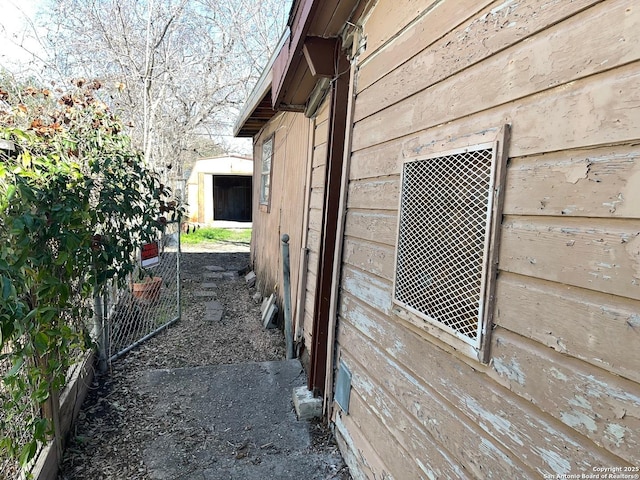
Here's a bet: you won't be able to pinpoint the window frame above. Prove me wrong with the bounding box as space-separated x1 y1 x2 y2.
259 133 274 210
391 127 510 363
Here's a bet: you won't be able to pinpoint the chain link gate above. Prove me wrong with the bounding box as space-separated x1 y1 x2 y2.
102 220 181 364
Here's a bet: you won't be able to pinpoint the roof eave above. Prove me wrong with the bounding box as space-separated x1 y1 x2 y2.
233 31 290 138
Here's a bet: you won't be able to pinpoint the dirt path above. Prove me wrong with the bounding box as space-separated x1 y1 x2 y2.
58 244 347 479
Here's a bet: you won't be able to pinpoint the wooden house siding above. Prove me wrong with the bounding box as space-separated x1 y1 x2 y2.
250 111 311 316
332 0 640 478
301 98 331 353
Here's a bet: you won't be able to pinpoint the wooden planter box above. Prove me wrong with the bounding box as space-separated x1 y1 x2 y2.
29 351 95 480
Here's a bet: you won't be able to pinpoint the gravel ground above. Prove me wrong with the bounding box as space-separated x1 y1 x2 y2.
57 242 349 480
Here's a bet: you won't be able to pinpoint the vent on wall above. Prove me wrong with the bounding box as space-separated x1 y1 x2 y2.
334 360 352 414
393 144 496 349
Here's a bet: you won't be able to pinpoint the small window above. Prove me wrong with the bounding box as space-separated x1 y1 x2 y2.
259 134 274 207
393 136 508 362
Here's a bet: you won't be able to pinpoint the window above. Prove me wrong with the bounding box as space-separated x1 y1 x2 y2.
259 135 274 207
393 137 508 362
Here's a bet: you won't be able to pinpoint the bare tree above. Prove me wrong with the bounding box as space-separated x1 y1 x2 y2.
36 0 290 187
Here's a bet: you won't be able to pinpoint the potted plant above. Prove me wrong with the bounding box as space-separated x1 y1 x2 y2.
132 275 162 302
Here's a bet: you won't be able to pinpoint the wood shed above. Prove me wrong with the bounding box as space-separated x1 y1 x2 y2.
235 0 640 477
185 155 253 224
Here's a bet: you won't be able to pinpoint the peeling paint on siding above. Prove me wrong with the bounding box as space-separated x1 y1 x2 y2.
625 233 640 282
602 193 624 213
627 313 640 328
569 395 592 410
388 339 406 356
539 448 571 475
583 374 640 405
357 373 377 398
478 437 519 469
490 0 516 15
334 414 374 480
345 302 378 338
549 367 568 381
343 267 392 314
463 395 525 447
560 411 598 433
492 357 526 386
415 458 436 480
605 423 628 448
552 160 591 184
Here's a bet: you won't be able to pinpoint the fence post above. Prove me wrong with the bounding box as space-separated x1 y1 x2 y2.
39 355 62 471
177 215 182 322
93 293 108 373
281 234 294 360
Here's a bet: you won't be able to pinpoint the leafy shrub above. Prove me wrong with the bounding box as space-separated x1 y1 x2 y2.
0 76 180 471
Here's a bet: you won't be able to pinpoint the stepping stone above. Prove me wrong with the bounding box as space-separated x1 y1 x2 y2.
222 271 237 279
203 272 223 279
193 291 216 298
204 265 225 272
201 283 217 289
204 300 224 322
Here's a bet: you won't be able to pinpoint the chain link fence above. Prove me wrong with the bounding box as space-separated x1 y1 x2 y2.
1 296 91 479
1 222 180 477
102 220 181 363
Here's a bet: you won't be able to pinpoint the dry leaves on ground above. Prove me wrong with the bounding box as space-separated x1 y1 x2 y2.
58 245 349 480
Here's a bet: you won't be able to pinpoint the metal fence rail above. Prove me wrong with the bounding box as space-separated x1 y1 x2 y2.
103 220 181 363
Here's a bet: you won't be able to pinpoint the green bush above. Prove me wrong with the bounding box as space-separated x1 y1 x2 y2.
0 76 180 471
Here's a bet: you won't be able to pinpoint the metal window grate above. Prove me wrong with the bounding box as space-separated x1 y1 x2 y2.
394 146 495 347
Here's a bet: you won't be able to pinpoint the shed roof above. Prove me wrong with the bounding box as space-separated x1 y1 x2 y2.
186 155 253 185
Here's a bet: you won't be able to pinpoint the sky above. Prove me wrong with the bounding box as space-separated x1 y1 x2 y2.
0 0 45 69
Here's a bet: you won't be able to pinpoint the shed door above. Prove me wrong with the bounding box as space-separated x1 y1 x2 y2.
213 175 252 222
